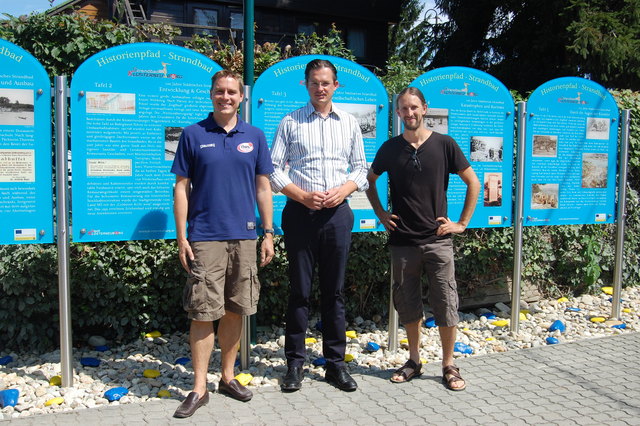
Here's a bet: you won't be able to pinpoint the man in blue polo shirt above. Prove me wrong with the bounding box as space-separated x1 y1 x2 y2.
171 70 274 418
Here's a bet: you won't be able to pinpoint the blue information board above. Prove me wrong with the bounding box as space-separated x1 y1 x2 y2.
410 67 515 228
70 43 221 242
251 55 389 233
523 77 618 226
0 39 53 245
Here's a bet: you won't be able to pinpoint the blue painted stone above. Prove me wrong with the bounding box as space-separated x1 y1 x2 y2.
312 357 326 367
94 345 109 352
315 320 323 331
0 356 13 366
235 359 240 367
453 342 473 354
565 307 581 312
80 357 100 367
424 317 436 328
480 312 497 320
175 357 190 365
546 337 559 345
365 342 380 352
0 389 19 408
612 323 627 329
608 297 624 302
104 387 129 402
548 320 566 333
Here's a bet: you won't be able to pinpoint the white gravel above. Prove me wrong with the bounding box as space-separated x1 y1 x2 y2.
1 286 639 419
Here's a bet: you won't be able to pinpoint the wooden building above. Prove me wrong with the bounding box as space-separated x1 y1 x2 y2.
47 0 402 70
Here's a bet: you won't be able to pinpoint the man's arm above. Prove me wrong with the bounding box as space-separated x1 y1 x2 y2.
256 174 275 267
436 166 480 235
365 169 399 231
174 175 193 273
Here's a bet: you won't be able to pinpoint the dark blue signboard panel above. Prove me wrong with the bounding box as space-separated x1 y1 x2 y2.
0 39 53 244
410 67 515 228
252 55 389 233
523 77 618 226
71 43 221 242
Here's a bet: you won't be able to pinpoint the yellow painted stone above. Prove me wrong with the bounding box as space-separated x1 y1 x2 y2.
49 375 62 386
305 337 317 345
157 389 171 398
519 313 527 321
400 338 408 345
520 310 530 315
145 331 162 338
235 373 253 386
601 286 613 295
45 397 64 406
491 319 509 327
623 308 632 313
557 297 569 303
462 327 469 331
143 369 161 378
486 337 495 341
420 358 427 364
590 317 606 323
345 330 357 339
344 354 355 362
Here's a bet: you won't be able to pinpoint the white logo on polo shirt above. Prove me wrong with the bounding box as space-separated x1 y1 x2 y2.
200 143 215 149
237 142 254 153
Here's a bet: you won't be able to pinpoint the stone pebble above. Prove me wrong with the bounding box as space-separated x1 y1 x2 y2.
1 287 639 419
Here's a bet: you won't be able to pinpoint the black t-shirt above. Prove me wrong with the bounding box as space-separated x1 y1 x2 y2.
371 132 470 246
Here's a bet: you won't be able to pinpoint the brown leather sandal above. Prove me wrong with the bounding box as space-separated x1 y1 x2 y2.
390 359 422 383
442 365 466 391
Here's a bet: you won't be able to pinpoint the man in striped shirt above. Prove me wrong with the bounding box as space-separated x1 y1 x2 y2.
270 59 368 393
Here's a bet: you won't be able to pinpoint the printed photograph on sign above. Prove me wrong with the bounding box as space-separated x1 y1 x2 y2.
586 117 610 140
0 149 35 182
0 88 34 126
423 108 448 134
165 126 183 161
531 183 559 209
470 136 503 162
86 92 136 115
582 153 608 188
483 172 502 207
335 103 376 139
532 135 558 157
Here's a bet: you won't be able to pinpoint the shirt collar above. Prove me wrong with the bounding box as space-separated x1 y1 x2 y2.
303 101 343 120
203 112 246 133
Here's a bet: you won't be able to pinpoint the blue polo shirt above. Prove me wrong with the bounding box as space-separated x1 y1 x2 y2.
171 113 273 242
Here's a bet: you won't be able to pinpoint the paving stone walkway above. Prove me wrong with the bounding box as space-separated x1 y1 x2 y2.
4 332 640 425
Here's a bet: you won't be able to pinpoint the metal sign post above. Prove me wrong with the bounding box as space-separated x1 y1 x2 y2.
612 109 631 319
387 95 401 353
510 101 527 332
239 85 252 370
55 76 74 386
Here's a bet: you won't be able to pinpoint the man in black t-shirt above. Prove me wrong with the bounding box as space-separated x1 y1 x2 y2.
366 87 480 391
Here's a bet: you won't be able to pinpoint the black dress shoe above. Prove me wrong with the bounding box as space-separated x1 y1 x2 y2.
281 365 303 392
325 366 357 392
218 378 253 402
173 391 209 418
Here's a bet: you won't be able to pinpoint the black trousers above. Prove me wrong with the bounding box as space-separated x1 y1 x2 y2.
282 200 353 368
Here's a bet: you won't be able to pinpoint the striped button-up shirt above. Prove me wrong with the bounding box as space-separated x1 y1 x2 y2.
270 102 368 194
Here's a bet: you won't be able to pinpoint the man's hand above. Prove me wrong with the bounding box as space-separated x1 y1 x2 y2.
322 186 348 208
177 238 194 274
436 217 467 236
377 210 399 232
301 190 326 210
260 235 275 267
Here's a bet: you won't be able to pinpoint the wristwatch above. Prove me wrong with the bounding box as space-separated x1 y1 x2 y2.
263 228 275 235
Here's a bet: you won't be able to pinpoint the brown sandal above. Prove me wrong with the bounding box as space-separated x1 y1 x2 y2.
442 365 466 391
390 359 422 383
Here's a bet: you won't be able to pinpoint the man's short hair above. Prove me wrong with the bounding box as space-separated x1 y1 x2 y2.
210 70 244 94
304 59 338 82
397 87 427 108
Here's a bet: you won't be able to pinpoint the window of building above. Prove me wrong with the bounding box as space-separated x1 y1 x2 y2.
297 23 316 35
347 29 366 59
193 8 218 36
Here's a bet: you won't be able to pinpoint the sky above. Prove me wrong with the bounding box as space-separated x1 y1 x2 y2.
1 0 64 17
